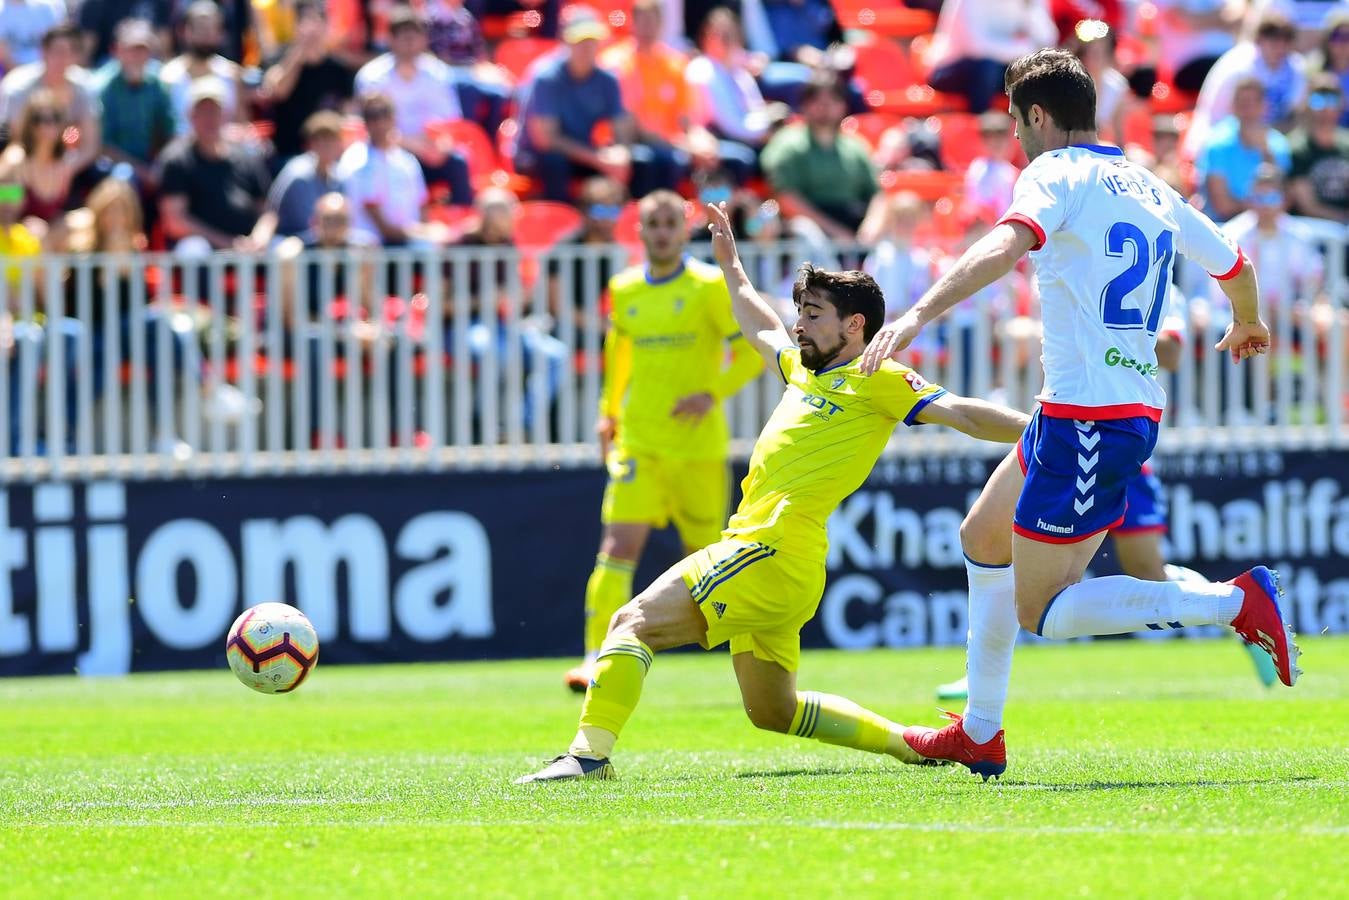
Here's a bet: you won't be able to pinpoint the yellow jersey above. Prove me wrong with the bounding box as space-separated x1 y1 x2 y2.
0 222 40 288
723 346 946 561
603 257 761 461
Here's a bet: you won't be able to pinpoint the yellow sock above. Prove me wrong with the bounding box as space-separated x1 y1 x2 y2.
583 554 635 657
789 691 918 762
569 634 653 760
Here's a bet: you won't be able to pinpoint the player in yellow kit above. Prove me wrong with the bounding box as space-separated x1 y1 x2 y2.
516 203 1031 782
563 190 764 691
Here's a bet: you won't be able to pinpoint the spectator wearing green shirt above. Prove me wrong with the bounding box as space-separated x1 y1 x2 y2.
93 19 175 192
760 72 882 242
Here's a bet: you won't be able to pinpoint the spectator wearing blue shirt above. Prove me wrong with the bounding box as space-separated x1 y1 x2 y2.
515 5 678 201
1197 76 1292 221
266 110 346 239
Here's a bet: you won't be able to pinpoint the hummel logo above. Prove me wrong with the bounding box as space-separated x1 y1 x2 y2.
712 601 727 619
1075 474 1097 493
1077 452 1099 472
1255 629 1280 665
1077 431 1100 450
1074 496 1095 515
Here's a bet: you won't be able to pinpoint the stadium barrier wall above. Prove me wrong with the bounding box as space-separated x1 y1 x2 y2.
2 446 1345 677
2 232 1345 484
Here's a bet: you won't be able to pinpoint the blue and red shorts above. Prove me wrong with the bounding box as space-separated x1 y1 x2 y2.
1014 408 1159 544
1116 464 1167 535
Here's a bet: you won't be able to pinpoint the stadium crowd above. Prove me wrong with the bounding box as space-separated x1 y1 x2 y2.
0 0 1346 452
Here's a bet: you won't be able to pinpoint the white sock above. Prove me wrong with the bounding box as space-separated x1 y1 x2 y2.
961 557 1018 745
1038 575 1245 640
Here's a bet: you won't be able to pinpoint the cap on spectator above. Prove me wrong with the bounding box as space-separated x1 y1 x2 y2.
188 78 227 108
116 18 155 48
562 6 610 44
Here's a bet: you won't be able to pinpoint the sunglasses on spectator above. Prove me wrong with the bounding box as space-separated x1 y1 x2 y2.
1308 91 1342 110
363 108 393 121
0 184 24 203
1331 31 1349 43
1252 190 1284 206
30 111 63 124
586 203 621 221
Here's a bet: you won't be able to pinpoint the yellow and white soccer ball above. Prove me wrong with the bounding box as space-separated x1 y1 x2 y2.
225 602 320 694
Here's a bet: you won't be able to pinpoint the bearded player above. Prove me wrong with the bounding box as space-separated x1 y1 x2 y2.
514 202 1030 783
863 49 1299 782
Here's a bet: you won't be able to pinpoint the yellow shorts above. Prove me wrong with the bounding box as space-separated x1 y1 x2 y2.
601 447 729 550
677 538 825 672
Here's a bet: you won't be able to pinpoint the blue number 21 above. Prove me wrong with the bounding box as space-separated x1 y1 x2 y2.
1100 222 1174 334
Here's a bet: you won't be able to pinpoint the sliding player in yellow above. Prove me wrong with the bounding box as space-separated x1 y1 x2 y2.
516 203 1031 782
564 190 764 691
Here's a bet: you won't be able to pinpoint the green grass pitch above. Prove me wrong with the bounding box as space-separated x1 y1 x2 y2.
4 637 1347 898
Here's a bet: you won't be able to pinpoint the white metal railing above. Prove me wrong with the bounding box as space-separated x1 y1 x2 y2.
0 234 1343 481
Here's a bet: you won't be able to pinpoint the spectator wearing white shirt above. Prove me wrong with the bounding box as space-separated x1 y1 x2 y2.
863 191 936 327
159 1 243 135
963 111 1019 222
1214 164 1323 321
1184 10 1306 159
685 8 784 155
354 6 470 206
924 0 1057 113
0 0 66 71
337 91 446 247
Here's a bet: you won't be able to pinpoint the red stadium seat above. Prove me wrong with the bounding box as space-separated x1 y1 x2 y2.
880 168 964 201
514 200 583 249
495 37 559 82
427 119 499 187
867 85 968 117
934 112 982 171
851 34 921 92
841 112 901 150
831 0 937 37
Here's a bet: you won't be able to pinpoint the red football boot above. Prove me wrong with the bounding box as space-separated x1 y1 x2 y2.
903 710 1007 781
1226 566 1302 687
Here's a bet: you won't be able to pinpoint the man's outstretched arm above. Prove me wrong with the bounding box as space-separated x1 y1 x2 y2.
861 221 1038 373
914 392 1030 443
706 202 793 365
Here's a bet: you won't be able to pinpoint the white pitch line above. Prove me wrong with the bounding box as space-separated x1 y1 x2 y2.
7 819 1349 837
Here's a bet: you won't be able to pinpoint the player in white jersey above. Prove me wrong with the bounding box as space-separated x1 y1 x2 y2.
860 49 1301 780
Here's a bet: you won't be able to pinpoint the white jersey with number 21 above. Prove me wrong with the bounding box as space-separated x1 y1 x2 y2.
998 144 1244 422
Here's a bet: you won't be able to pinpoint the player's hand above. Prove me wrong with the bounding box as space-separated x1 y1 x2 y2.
860 312 922 374
706 202 739 270
1215 319 1271 363
596 415 616 462
671 392 716 423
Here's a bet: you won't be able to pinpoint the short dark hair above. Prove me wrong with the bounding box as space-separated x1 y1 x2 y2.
41 21 82 48
792 263 885 342
1255 11 1296 42
1005 48 1096 133
801 71 847 106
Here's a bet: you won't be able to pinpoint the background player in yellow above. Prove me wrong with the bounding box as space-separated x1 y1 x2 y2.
516 203 1031 783
564 190 764 691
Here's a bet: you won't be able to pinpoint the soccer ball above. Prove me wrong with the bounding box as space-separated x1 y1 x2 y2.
225 602 320 694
